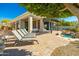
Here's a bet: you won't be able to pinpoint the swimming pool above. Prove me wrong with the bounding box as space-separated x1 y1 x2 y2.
63 34 74 38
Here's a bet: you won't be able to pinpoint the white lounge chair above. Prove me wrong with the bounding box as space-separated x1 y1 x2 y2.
12 30 39 44
23 28 36 35
20 29 36 37
20 29 27 35
23 29 28 33
0 39 5 56
17 30 36 38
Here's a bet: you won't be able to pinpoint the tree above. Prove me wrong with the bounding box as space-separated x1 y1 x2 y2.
1 19 10 24
20 3 73 18
64 4 79 17
57 20 77 26
20 3 79 18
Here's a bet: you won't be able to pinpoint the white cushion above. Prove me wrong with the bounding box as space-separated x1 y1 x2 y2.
12 30 22 40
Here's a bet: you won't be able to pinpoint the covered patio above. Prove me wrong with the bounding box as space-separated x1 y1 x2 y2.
13 12 45 33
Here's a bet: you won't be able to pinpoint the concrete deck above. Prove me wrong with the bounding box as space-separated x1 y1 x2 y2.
4 31 70 56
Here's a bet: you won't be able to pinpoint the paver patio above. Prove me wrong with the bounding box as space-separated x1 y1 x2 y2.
4 31 70 56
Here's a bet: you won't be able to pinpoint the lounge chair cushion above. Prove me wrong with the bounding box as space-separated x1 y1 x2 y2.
24 33 36 38
18 29 36 38
21 37 35 41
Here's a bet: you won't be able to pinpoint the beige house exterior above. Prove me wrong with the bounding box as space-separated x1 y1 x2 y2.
13 12 45 33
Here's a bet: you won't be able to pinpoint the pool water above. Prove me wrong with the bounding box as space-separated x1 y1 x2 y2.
63 34 74 38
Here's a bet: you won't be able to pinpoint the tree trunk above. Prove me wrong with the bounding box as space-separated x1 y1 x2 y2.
64 3 79 21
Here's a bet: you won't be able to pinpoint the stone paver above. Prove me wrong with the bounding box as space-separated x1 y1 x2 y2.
5 31 70 56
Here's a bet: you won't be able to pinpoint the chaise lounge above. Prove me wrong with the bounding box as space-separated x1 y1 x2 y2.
17 29 36 38
12 30 39 45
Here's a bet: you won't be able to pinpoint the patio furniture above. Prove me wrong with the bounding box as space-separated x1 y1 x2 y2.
20 29 28 35
12 30 39 44
17 30 36 38
0 37 5 56
23 28 36 34
20 29 36 36
23 29 28 33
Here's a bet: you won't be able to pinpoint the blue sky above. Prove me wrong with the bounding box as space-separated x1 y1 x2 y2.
63 16 78 22
0 3 27 21
0 3 78 22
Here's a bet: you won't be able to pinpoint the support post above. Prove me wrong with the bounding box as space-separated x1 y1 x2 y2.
28 16 33 33
39 19 44 32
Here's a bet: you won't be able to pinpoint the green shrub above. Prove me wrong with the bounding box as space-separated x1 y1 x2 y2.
70 28 79 32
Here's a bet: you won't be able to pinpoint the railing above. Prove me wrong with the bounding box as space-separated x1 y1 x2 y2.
50 26 77 30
